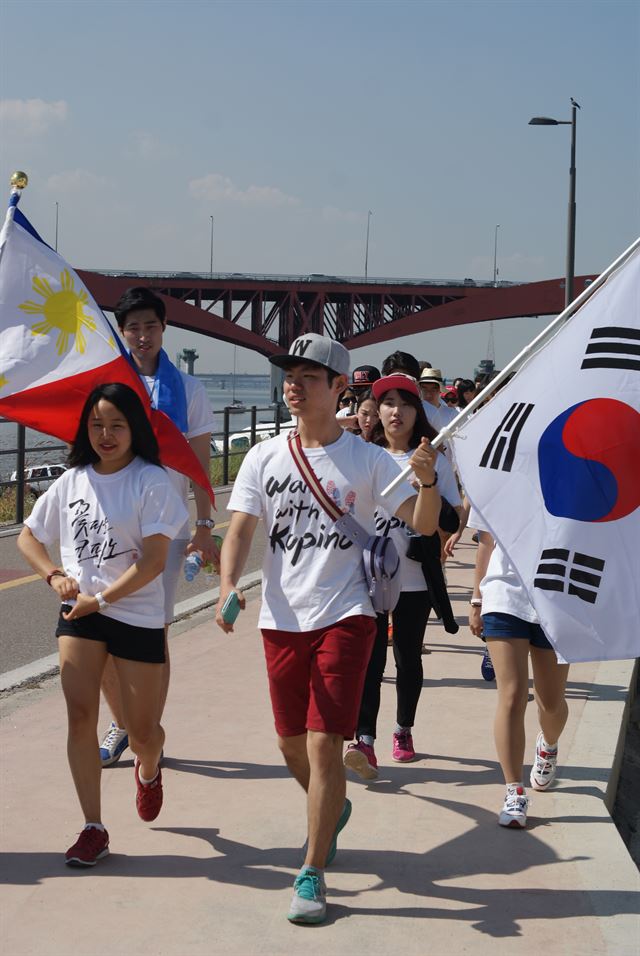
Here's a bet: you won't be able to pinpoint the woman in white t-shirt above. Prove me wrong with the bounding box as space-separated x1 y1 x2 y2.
17 383 188 868
468 507 570 830
344 373 460 778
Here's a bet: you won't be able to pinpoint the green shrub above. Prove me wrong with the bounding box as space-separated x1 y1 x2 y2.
210 450 248 486
0 488 35 525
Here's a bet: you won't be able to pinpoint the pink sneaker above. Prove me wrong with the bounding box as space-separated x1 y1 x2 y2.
392 730 416 762
344 740 378 779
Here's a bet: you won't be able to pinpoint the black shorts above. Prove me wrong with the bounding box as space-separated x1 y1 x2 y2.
56 606 166 664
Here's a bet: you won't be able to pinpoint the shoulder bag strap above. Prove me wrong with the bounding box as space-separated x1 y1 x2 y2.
287 431 344 521
286 431 371 548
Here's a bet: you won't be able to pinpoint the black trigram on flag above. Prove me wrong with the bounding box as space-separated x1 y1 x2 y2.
534 549 605 604
479 402 534 472
581 326 640 371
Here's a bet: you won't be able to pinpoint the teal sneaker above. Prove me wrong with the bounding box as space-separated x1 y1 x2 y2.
287 867 327 924
325 797 352 866
300 797 353 867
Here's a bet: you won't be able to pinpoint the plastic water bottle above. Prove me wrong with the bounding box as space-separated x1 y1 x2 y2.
184 553 202 582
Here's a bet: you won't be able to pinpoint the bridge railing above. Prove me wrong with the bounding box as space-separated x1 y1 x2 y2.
0 406 292 527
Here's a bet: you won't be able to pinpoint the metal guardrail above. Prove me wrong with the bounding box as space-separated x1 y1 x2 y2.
217 402 287 485
0 403 290 526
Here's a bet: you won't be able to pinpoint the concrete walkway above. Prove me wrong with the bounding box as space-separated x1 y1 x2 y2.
1 534 638 955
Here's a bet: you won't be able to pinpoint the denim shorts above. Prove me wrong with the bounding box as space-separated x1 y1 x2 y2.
481 612 553 650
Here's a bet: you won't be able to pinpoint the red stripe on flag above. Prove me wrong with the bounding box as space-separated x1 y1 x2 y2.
0 356 215 506
0 356 145 442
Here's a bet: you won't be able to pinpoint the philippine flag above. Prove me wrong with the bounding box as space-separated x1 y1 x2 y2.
451 241 640 664
0 193 214 503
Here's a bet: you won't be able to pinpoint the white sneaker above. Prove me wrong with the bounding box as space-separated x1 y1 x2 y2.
498 786 529 828
287 867 327 924
530 732 558 791
99 722 129 767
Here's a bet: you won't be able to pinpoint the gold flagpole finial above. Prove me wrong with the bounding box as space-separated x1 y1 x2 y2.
10 171 29 190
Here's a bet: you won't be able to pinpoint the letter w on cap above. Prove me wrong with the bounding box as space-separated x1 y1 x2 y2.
292 338 312 357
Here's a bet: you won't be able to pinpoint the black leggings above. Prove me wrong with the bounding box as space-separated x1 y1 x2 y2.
356 590 432 739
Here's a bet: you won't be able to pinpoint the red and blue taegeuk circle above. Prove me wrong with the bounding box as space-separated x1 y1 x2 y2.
537 398 640 522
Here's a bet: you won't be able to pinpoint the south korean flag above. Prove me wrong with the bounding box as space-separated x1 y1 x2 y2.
451 242 640 664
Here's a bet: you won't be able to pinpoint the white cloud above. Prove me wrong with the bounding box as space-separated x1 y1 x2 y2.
125 130 167 160
189 172 299 207
45 169 112 194
321 205 364 224
0 98 68 136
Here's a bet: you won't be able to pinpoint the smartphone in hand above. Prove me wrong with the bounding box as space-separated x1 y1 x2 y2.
220 590 241 625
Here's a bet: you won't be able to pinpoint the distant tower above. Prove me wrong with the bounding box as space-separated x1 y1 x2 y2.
181 348 199 375
175 351 183 370
486 322 495 365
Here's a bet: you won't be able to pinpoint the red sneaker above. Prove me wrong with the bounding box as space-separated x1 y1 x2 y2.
65 826 109 866
135 759 163 821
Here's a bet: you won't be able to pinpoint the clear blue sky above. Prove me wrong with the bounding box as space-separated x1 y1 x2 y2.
1 0 638 376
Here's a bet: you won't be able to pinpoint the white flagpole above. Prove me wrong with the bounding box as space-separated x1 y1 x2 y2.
381 235 640 499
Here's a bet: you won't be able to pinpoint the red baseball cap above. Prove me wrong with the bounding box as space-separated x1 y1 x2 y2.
371 373 421 401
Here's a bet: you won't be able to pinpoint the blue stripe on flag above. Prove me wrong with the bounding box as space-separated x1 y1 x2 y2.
13 208 54 250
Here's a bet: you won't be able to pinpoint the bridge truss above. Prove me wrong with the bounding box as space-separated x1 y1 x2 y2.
80 270 597 358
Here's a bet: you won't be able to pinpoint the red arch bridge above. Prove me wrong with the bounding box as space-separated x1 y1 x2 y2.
79 269 597 359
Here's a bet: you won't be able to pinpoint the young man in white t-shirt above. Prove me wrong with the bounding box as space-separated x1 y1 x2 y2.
215 333 441 925
98 288 218 766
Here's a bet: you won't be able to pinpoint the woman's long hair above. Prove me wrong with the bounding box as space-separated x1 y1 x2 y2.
67 383 161 469
372 388 438 450
457 379 476 408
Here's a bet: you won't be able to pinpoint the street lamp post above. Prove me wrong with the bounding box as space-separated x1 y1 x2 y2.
493 224 500 285
209 215 214 276
364 210 372 279
529 98 580 308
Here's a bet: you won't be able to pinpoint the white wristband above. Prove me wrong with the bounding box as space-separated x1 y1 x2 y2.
95 592 109 610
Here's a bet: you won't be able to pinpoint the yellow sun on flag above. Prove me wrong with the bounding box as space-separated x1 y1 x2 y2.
19 270 99 356
0 374 8 391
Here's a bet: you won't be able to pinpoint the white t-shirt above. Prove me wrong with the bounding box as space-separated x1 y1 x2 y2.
229 430 414 631
468 506 538 623
142 369 214 536
25 459 189 628
423 400 459 433
375 449 461 592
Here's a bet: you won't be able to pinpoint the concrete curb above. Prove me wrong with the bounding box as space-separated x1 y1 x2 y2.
0 571 262 693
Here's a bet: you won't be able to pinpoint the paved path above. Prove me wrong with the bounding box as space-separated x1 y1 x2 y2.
1 534 638 955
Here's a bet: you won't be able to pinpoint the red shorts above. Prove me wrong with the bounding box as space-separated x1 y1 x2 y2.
261 615 376 738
